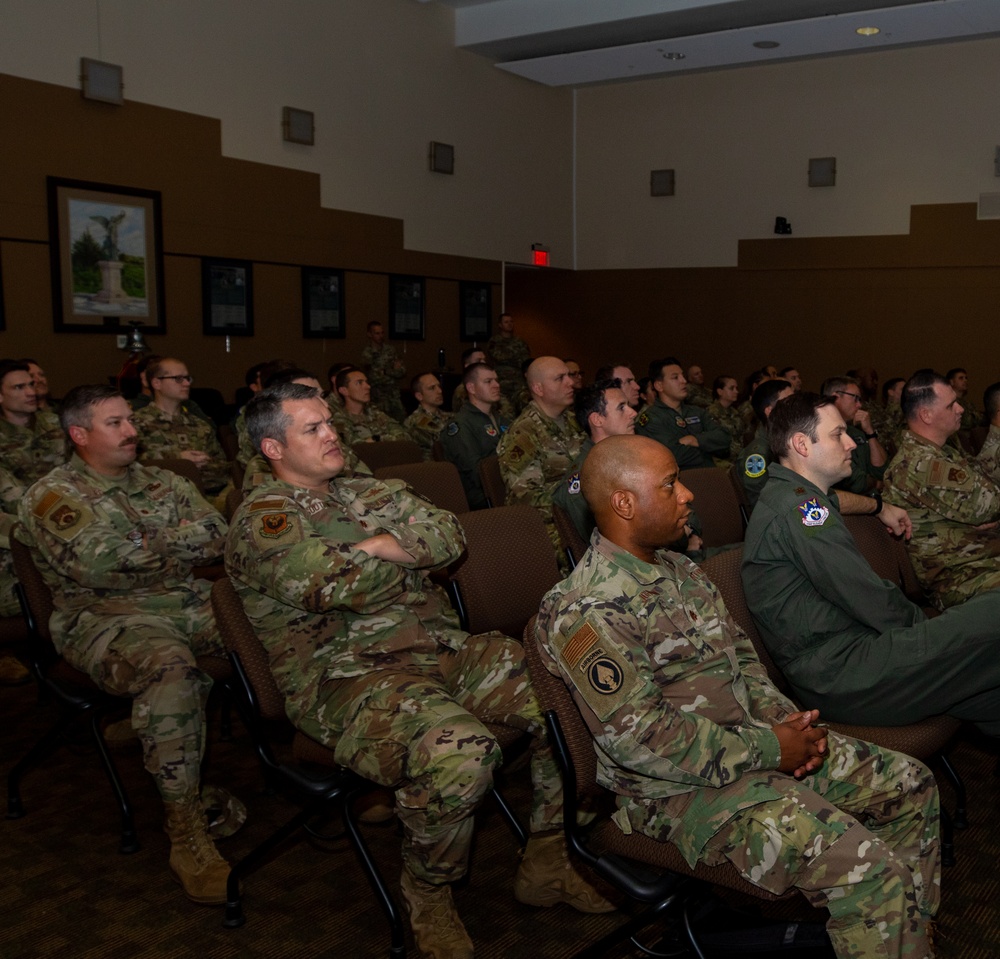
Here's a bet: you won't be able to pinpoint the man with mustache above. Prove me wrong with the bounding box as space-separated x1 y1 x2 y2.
18 385 233 906
536 434 940 959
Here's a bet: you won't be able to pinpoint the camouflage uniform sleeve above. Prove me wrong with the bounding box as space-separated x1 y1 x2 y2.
141 468 227 564
375 410 411 442
536 594 782 788
227 497 414 615
498 419 550 509
0 466 24 550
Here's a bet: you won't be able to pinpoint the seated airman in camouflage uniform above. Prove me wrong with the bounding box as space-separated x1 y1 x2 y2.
226 382 612 959
538 434 940 959
361 320 407 422
328 366 410 447
683 364 712 408
947 367 983 432
0 359 67 683
497 357 585 565
133 357 231 498
976 380 1000 486
18 385 232 905
884 369 1000 609
870 377 907 458
706 374 744 462
403 372 452 460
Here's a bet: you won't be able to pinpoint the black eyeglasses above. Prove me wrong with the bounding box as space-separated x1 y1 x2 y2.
157 374 193 383
835 390 861 402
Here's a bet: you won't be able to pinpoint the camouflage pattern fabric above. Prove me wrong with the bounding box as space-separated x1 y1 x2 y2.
362 343 407 422
328 398 411 446
402 406 452 461
497 401 585 560
976 424 1000 486
869 403 906 458
743 462 1000 735
134 402 230 494
241 448 371 492
634 398 729 469
234 407 254 470
685 383 712 409
438 403 509 510
131 392 213 425
883 430 1000 608
960 400 983 432
0 465 25 616
737 426 771 510
225 474 562 883
18 455 227 800
536 531 939 959
707 400 744 460
0 411 67 485
833 424 885 495
485 333 531 403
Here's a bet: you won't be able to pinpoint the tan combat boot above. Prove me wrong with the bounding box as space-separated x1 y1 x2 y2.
399 868 473 959
513 831 617 913
163 796 231 905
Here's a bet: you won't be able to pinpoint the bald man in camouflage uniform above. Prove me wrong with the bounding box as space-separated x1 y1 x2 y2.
537 435 939 959
18 384 231 905
884 370 1000 609
226 382 611 959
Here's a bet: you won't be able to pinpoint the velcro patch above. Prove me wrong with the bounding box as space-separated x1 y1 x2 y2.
926 460 973 489
248 497 288 512
250 510 304 549
552 618 638 723
32 490 61 518
37 495 94 542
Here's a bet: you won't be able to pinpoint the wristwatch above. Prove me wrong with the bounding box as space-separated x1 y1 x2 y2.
870 493 883 516
127 528 144 548
864 430 879 440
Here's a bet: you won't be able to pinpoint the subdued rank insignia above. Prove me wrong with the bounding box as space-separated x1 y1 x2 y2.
567 471 581 495
485 425 497 437
794 487 806 494
744 454 767 478
797 498 829 527
260 512 290 537
447 422 459 436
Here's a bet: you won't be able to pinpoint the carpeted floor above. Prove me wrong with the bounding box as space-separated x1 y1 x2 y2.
2 680 997 958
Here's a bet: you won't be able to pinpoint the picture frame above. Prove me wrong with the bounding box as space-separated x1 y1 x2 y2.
0 252 6 334
459 281 491 343
202 257 254 336
302 267 345 338
47 177 165 333
388 275 424 340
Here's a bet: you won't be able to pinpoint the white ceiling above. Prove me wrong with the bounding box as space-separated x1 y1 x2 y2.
417 0 1000 86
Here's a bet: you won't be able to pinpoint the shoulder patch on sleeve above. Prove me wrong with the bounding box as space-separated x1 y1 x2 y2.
744 453 767 478
926 459 973 489
551 617 639 723
251 509 305 549
635 411 649 428
32 490 62 518
37 496 95 542
447 421 460 436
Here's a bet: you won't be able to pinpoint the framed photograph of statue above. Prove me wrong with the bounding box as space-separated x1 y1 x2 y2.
47 177 165 333
202 258 254 336
388 274 424 340
459 281 491 343
302 267 345 339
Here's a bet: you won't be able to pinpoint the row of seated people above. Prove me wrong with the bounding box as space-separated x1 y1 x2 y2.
14 372 1000 959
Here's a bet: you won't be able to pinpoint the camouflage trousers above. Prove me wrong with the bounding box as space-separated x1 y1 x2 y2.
0 549 19 617
63 596 223 802
370 382 407 423
696 734 939 959
301 632 563 884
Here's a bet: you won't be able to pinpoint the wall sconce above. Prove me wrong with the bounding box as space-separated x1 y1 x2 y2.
650 169 675 196
80 58 123 104
429 142 455 175
282 107 315 145
808 157 836 187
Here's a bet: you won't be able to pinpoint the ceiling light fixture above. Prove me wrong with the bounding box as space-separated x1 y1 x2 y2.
856 26 880 36
753 40 780 49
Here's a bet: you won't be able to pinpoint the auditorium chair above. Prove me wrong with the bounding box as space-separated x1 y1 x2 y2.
677 467 744 548
477 454 507 508
351 440 422 472
373 460 470 515
551 503 589 571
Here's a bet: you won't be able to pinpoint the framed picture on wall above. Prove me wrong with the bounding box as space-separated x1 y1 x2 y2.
459 281 491 343
388 275 424 340
47 177 166 333
202 257 254 335
0 252 5 333
302 267 345 338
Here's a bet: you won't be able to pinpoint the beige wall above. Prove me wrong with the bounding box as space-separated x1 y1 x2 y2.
0 0 572 266
575 38 1000 268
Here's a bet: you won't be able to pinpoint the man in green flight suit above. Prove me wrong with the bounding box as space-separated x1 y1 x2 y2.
634 357 729 469
536 434 940 959
226 382 612 959
883 369 1000 609
735 378 793 510
743 390 1000 735
820 376 888 494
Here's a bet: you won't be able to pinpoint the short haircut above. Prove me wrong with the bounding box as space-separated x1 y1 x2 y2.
882 377 905 403
146 357 180 382
712 374 736 396
595 362 630 383
574 378 619 439
249 359 295 388
136 354 163 379
410 371 438 395
334 366 362 393
778 366 797 377
61 384 122 435
752 378 791 424
263 367 319 390
637 376 651 396
245 361 271 387
245 382 320 455
366 320 382 332
901 369 948 423
984 381 1000 419
327 361 352 383
946 367 966 382
463 361 495 388
460 347 484 366
17 357 41 368
0 359 30 388
648 357 682 383
819 375 858 398
767 391 836 460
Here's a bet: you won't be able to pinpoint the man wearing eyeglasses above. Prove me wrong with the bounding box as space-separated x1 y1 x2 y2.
820 376 888 494
133 357 230 501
